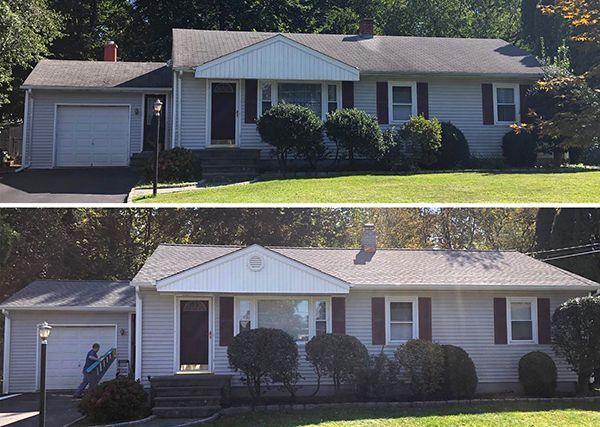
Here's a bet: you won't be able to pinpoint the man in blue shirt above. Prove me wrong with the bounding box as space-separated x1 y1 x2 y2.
73 343 100 398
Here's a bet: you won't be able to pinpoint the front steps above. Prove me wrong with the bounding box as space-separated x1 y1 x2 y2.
150 374 231 419
197 149 260 182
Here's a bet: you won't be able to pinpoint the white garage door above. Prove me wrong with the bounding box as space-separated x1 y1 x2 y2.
55 105 130 167
45 326 117 390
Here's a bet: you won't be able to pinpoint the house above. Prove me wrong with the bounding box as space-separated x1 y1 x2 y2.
18 19 542 173
2 225 598 400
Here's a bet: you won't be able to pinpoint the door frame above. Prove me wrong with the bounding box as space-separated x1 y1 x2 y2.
141 94 168 152
52 103 132 168
173 296 214 374
205 80 241 148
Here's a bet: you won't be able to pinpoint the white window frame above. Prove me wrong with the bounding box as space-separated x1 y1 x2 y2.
257 81 342 121
493 83 520 125
233 295 332 344
388 81 418 124
385 296 419 345
506 297 538 344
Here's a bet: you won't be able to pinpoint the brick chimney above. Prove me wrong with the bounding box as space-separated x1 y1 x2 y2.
359 18 374 38
361 223 377 253
104 41 118 62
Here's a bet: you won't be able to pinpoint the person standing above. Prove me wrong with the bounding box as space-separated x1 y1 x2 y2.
73 343 100 398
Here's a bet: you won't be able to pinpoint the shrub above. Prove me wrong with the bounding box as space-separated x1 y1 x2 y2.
438 122 471 169
355 349 398 400
399 115 442 168
518 351 557 397
144 147 201 183
441 345 478 399
325 108 385 165
227 328 300 400
257 103 324 172
78 378 148 423
581 143 600 166
395 339 444 399
501 129 538 168
305 333 369 395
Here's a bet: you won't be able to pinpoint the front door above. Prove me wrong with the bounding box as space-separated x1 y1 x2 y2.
143 94 166 151
179 300 210 372
210 82 236 145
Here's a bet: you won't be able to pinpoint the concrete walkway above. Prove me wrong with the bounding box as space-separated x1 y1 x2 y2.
0 393 81 427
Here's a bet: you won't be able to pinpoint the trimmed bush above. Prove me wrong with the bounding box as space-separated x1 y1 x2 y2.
227 328 300 400
325 108 385 164
399 115 442 168
581 143 600 166
502 129 538 167
305 333 369 395
441 345 478 399
257 103 324 172
395 339 444 399
519 351 557 397
78 378 148 423
438 122 471 168
355 350 399 400
144 147 201 183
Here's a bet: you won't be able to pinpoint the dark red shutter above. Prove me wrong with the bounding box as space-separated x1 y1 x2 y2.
482 83 494 125
342 81 354 109
372 297 386 345
493 298 507 344
219 297 234 346
520 84 531 123
331 297 346 334
376 82 389 124
537 298 551 344
418 297 432 341
416 82 429 119
244 79 258 123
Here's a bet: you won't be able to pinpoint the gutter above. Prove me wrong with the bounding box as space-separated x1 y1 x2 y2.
0 306 135 312
16 89 32 172
350 283 599 291
2 310 10 394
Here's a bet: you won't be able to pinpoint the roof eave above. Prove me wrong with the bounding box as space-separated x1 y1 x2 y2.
359 71 542 79
0 305 135 312
21 85 173 92
351 283 597 291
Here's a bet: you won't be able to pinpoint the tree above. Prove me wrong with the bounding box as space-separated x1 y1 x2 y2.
552 296 600 391
520 0 570 60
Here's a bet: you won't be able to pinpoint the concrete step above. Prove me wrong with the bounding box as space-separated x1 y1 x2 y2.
153 385 225 397
150 375 231 386
153 406 221 419
154 396 221 407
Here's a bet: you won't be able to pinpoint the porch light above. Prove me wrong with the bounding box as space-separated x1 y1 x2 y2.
38 321 52 427
153 99 163 115
38 321 52 342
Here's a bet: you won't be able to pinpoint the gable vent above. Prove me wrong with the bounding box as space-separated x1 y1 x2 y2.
248 255 264 272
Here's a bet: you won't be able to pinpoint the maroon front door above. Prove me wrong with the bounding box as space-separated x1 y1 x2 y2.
210 82 236 145
179 300 209 371
143 94 166 151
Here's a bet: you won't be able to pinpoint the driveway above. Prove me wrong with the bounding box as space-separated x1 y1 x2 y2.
0 168 140 203
0 393 81 427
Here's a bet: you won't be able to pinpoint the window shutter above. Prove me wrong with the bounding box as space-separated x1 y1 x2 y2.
418 297 432 341
372 297 386 345
493 297 507 344
219 297 234 346
520 84 531 123
376 82 389 124
416 82 429 119
342 81 354 109
482 83 494 125
244 79 258 124
331 297 346 334
537 298 551 344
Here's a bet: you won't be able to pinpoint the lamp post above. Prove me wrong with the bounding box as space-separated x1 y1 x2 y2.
38 322 52 427
152 98 163 197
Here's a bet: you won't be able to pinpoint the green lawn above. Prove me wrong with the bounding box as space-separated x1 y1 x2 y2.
210 401 600 427
135 171 600 204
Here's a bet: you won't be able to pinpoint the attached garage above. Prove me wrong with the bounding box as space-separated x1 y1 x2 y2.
55 105 130 167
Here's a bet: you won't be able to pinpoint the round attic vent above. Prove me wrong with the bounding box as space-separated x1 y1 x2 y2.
248 255 264 272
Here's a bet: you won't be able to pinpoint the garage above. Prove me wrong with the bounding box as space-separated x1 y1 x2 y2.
44 325 118 390
55 105 130 167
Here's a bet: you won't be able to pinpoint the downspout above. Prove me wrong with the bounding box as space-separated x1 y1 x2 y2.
16 89 31 172
171 71 177 149
134 287 142 382
2 310 11 394
177 70 182 147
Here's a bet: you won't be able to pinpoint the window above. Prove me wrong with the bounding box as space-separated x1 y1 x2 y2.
494 84 519 124
261 82 272 113
327 85 338 113
386 297 418 344
315 300 327 336
507 298 537 343
278 83 322 118
238 300 252 333
257 82 340 119
389 82 416 123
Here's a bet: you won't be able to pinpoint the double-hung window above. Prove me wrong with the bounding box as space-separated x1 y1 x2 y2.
261 82 273 112
386 297 418 344
494 84 519 124
389 82 416 123
257 82 340 120
507 297 537 343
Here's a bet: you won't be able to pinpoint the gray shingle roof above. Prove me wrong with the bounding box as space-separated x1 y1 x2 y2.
0 280 134 309
132 244 599 289
172 29 542 77
22 60 172 89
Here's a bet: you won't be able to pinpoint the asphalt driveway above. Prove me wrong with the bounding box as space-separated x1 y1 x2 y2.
0 168 140 203
0 393 81 427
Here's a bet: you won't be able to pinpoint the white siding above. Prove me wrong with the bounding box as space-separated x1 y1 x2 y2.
6 310 131 393
140 289 175 381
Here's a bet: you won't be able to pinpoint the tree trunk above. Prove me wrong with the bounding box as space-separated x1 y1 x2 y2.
577 372 590 394
552 148 564 167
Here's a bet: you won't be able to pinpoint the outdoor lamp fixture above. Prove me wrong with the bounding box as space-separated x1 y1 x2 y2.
152 98 163 197
38 322 52 427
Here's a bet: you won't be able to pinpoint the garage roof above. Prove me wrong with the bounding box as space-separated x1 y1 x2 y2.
0 280 134 310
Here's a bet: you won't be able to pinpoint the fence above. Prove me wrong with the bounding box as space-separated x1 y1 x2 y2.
0 125 23 162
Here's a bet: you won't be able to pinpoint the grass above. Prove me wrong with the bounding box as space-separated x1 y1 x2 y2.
209 401 600 427
135 170 600 204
